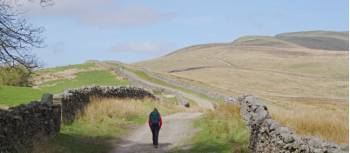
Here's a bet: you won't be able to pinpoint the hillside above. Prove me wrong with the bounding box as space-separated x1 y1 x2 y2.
133 30 349 143
0 61 129 106
276 31 349 51
232 30 349 51
232 36 302 48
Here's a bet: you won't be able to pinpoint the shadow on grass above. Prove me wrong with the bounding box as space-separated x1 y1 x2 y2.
34 133 116 153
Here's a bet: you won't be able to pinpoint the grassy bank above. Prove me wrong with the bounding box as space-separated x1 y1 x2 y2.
0 70 128 106
35 97 184 153
172 104 249 153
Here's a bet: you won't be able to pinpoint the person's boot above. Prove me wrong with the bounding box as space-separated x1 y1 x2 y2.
155 145 158 148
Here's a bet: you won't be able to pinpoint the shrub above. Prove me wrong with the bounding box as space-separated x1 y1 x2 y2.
0 65 32 86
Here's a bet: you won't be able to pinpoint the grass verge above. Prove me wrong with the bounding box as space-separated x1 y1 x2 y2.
171 104 249 153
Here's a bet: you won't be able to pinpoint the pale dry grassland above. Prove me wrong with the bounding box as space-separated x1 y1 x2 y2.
135 45 349 144
265 96 348 144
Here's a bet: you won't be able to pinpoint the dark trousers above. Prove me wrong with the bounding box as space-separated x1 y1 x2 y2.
151 124 160 145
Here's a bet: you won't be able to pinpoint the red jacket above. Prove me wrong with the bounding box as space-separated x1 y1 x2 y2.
148 112 162 128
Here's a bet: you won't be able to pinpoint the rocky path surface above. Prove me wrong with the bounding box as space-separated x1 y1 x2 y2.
110 112 202 153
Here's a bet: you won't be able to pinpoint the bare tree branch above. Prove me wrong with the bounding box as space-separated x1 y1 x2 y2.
0 0 47 71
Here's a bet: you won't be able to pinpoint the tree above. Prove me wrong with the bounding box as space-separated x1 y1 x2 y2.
0 0 52 70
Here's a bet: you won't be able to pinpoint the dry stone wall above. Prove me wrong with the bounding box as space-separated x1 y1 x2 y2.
0 96 61 153
226 95 348 153
0 86 155 153
55 86 155 123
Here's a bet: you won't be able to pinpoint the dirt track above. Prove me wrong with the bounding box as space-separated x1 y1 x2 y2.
100 62 213 152
110 112 202 153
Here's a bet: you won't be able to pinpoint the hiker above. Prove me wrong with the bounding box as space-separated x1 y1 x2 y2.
148 108 162 148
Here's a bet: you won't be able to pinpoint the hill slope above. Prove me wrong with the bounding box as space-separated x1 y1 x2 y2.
232 31 348 51
134 30 349 143
232 36 302 48
276 31 349 51
135 31 348 100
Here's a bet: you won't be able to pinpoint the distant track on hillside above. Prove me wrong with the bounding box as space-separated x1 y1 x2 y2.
122 68 215 109
98 62 215 110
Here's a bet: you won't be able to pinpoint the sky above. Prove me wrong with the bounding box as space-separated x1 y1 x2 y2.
18 0 349 67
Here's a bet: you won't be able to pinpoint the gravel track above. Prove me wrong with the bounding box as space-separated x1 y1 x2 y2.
110 112 202 153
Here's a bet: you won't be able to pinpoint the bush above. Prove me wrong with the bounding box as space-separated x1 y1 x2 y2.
0 66 31 86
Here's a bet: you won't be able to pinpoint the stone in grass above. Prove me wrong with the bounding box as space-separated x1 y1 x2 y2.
41 93 53 105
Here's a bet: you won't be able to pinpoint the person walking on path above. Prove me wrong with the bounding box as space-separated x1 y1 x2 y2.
148 108 163 148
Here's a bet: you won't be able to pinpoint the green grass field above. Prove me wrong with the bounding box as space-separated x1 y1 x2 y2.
0 70 129 106
0 85 43 106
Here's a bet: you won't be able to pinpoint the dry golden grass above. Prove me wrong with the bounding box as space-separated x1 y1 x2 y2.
81 97 186 125
271 111 348 144
34 97 188 153
266 97 348 144
135 44 349 144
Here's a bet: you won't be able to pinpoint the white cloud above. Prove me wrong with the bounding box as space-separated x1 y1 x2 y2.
21 0 175 27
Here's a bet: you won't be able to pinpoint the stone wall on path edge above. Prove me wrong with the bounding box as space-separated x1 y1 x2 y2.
225 95 348 153
0 94 61 153
0 86 155 153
